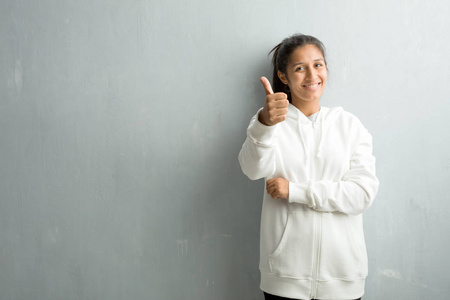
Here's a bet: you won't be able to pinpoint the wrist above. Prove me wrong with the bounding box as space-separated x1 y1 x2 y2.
258 110 271 126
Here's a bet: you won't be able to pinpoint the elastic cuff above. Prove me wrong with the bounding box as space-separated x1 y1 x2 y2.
288 181 310 206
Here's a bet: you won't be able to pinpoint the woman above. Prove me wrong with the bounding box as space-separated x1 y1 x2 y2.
238 34 379 300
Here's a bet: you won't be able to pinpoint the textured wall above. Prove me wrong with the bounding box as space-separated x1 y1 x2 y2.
1 1 449 299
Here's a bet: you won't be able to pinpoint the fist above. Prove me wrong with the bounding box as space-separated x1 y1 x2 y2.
266 177 289 200
258 77 289 126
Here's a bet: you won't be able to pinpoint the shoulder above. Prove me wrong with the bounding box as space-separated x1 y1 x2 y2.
322 106 371 143
323 106 365 127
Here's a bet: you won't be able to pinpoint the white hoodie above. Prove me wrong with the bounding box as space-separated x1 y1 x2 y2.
238 104 379 300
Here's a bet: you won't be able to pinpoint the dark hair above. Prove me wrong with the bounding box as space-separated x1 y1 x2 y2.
269 34 327 102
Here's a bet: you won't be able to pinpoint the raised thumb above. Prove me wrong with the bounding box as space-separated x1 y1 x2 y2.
260 76 274 95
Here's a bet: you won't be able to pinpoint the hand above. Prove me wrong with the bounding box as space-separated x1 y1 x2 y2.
258 77 289 126
266 177 289 200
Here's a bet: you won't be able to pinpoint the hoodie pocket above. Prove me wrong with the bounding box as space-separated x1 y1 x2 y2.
269 213 314 279
319 214 368 280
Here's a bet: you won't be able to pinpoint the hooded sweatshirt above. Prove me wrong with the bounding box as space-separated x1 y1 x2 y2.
238 104 379 300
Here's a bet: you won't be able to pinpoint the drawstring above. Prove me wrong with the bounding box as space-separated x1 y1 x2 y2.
316 122 324 158
295 107 327 161
298 122 309 163
312 110 324 158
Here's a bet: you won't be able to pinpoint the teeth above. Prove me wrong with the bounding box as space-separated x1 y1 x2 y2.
305 83 319 88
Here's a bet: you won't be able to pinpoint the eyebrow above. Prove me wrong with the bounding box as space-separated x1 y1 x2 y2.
291 58 325 66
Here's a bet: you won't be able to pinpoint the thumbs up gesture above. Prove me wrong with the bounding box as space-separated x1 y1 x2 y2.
258 77 289 126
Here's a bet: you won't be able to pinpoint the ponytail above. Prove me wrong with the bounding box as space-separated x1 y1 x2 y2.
269 43 292 101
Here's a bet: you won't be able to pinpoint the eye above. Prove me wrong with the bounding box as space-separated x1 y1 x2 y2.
295 66 305 71
315 63 323 68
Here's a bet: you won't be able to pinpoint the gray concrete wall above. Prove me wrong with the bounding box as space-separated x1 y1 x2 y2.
1 1 449 299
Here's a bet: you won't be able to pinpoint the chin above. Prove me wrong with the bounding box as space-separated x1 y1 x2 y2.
295 95 323 102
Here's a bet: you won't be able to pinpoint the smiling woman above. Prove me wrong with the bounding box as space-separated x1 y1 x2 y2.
270 36 327 100
278 45 327 108
238 34 379 300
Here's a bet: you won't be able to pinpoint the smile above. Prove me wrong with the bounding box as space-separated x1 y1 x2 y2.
302 83 321 89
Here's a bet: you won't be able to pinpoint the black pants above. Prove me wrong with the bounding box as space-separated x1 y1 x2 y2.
264 291 361 300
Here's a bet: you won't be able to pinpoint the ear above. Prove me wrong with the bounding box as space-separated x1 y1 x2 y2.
277 71 288 85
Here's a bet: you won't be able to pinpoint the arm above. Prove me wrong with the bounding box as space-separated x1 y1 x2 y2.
288 128 379 215
238 77 289 180
238 111 278 180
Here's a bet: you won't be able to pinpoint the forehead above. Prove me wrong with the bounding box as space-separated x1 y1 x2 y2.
288 44 324 64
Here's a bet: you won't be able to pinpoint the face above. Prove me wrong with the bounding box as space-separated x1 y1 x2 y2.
278 44 327 105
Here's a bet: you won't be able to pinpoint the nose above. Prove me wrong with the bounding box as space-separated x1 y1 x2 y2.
306 68 317 81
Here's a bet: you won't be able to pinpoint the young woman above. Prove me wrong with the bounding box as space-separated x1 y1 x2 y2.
238 34 379 300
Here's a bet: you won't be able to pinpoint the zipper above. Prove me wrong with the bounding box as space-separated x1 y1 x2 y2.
310 212 322 298
310 121 321 299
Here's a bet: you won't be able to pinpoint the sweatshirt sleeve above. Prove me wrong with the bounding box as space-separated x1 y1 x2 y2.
288 127 379 215
238 109 278 180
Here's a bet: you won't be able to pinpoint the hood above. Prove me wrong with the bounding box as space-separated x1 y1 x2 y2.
286 104 343 124
286 105 344 159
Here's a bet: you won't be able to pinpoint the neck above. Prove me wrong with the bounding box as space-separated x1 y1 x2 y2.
291 99 320 117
